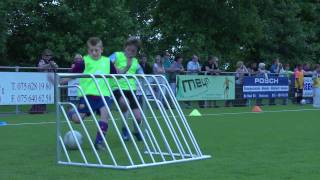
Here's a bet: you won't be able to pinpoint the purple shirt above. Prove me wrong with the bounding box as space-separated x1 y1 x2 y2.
71 60 117 74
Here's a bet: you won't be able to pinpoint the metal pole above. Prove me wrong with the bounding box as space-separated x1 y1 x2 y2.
55 73 62 164
15 66 19 114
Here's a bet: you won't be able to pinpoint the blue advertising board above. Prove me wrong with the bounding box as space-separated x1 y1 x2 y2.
243 77 289 99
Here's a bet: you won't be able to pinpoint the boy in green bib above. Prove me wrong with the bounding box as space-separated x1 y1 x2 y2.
67 37 116 150
109 37 144 141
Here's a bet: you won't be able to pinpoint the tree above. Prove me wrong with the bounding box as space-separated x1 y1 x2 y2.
0 0 8 61
3 0 136 66
1 0 320 68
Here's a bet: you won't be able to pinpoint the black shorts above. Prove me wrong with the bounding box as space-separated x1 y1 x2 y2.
295 88 303 96
113 89 138 109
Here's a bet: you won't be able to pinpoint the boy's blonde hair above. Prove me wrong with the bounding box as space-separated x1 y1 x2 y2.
87 37 103 47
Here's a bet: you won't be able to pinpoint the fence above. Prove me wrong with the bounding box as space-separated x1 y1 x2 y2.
174 72 313 108
0 66 314 115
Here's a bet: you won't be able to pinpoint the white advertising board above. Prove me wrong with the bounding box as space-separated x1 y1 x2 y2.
0 72 54 105
68 79 79 97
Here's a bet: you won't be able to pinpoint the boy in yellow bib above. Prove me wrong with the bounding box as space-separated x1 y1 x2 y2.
109 37 144 141
294 64 304 104
67 37 116 150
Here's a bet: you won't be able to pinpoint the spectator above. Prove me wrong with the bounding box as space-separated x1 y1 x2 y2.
233 61 249 107
153 55 165 77
67 54 83 109
235 61 249 85
187 55 201 74
186 54 201 107
202 56 220 75
200 56 213 108
257 62 269 78
37 49 58 71
280 63 293 77
201 56 220 107
139 54 152 74
70 54 83 70
280 64 294 105
303 63 311 73
29 49 58 114
248 62 258 75
313 64 320 108
294 64 304 104
163 51 173 80
269 58 283 105
255 62 269 106
168 55 184 94
270 58 283 74
153 55 166 103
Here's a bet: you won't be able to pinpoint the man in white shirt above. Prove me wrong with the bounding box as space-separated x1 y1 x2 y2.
187 55 201 74
186 55 201 108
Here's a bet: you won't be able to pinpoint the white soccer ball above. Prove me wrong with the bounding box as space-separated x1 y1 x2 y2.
63 130 83 150
300 99 306 105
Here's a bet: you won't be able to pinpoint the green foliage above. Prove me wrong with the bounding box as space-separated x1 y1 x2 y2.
3 0 135 66
0 0 8 58
1 0 320 67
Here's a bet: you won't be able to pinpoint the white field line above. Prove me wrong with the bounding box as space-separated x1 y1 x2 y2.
1 108 318 127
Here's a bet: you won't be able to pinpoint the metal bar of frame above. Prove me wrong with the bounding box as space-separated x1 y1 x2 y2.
107 74 167 161
89 74 145 165
58 154 211 170
156 75 203 156
144 151 197 158
79 77 136 166
144 129 157 154
127 73 197 160
150 75 195 157
146 76 194 157
60 73 164 165
55 74 62 164
56 77 88 165
58 84 118 166
59 105 89 164
94 75 137 166
153 99 185 158
59 102 103 165
99 75 157 163
58 136 71 162
156 82 195 157
129 76 167 161
125 74 176 160
115 74 175 160
151 75 202 155
56 73 211 169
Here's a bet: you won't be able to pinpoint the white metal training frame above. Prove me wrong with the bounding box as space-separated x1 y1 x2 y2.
55 73 211 169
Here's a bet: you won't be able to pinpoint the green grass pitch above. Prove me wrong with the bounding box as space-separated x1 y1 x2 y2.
0 105 319 180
